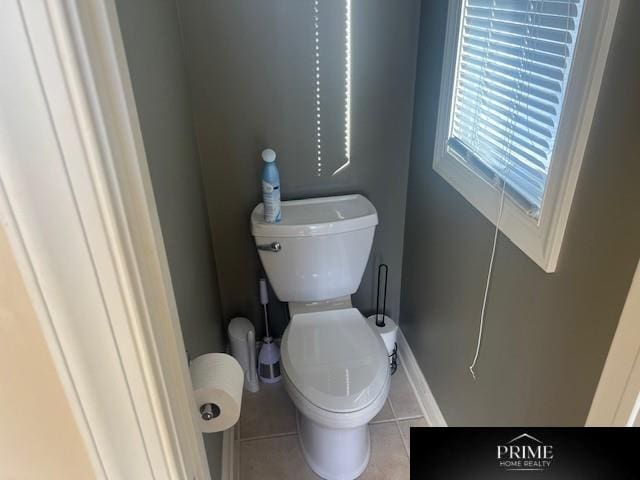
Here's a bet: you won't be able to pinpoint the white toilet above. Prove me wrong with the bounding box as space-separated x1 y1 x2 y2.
251 194 390 480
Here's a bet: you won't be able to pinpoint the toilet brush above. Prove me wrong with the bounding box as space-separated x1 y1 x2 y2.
258 278 281 383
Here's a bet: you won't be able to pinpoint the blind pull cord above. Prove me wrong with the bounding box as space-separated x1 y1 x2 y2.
469 168 508 380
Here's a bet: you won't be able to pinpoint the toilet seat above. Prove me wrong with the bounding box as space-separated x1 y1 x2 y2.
281 308 389 415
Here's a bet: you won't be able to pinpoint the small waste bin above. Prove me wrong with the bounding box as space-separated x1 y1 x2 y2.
228 317 259 392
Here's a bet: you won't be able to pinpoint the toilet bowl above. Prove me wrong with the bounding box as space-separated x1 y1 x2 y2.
282 308 390 479
281 308 390 479
251 194 389 479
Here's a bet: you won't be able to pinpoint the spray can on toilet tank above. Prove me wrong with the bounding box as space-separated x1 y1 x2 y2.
261 149 281 223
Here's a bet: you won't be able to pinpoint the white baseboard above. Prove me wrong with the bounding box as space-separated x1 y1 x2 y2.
396 329 447 427
220 426 235 480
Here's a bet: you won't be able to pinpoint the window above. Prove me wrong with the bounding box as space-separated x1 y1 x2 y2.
433 0 619 272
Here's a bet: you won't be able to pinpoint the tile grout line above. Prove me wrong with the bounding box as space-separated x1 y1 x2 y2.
395 414 424 421
369 417 401 425
238 431 298 443
396 418 410 459
387 394 398 419
388 395 411 458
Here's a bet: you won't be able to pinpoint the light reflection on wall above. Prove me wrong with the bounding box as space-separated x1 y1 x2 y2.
313 0 322 176
333 0 351 176
314 0 351 178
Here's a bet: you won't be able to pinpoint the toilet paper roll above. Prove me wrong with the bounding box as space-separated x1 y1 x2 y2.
190 353 244 433
367 315 398 356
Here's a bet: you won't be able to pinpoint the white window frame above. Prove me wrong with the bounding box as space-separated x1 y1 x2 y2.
433 0 620 272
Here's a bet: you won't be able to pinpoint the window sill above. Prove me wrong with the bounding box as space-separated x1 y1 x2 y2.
434 151 555 272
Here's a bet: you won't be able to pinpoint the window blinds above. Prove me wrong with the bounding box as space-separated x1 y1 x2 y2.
448 0 584 214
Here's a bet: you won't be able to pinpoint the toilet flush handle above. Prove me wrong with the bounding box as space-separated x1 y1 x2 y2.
257 241 282 252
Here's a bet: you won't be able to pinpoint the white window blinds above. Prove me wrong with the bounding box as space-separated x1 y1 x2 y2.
448 0 584 215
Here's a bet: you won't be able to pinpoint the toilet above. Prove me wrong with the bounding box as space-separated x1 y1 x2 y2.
251 194 390 480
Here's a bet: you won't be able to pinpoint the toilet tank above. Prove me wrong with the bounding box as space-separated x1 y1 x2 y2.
250 194 378 302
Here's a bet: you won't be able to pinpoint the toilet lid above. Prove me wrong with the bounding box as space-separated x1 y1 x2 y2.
281 308 389 413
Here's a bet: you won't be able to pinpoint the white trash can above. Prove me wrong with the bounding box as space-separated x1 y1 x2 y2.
228 317 259 392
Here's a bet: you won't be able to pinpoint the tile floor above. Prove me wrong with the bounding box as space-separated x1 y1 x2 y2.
235 362 427 480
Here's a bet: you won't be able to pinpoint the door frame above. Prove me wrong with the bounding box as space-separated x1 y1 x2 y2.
587 259 640 426
0 0 210 478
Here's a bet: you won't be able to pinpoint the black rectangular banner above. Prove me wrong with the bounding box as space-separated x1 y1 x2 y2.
411 428 639 479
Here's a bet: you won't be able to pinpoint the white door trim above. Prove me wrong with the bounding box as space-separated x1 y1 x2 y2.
0 0 209 478
587 259 640 426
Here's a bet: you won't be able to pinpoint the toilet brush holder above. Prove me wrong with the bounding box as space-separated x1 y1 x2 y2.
258 278 281 383
258 337 281 383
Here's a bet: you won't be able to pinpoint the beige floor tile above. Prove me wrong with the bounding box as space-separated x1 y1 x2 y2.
236 362 425 478
359 422 409 480
239 382 297 439
398 417 428 457
370 400 394 423
388 364 422 420
238 423 410 479
239 435 320 480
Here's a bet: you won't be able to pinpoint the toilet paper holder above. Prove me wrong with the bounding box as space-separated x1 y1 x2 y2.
200 403 221 421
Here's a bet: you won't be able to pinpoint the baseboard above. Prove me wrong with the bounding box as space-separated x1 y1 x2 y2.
396 329 447 427
220 426 235 480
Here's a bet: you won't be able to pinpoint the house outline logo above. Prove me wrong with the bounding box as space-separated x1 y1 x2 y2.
508 433 543 444
497 432 554 471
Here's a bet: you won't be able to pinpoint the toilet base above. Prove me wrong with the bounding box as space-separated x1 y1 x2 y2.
296 410 370 480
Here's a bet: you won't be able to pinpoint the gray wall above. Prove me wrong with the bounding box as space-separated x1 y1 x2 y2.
401 0 640 426
114 0 226 475
176 0 421 336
